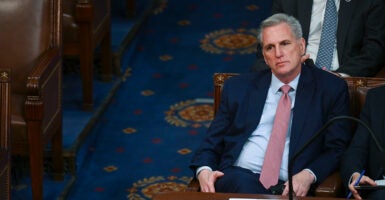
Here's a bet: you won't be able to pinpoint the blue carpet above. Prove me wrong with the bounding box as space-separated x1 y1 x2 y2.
66 0 271 199
11 0 272 199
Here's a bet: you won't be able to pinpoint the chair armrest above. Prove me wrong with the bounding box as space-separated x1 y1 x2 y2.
315 171 343 197
26 48 61 95
25 48 61 127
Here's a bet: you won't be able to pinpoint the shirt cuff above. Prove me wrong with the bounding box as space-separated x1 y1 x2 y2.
196 166 212 177
305 168 317 183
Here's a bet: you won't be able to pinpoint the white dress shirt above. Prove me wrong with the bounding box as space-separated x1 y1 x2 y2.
234 74 299 181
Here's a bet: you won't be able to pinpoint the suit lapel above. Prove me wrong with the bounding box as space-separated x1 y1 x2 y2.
337 0 357 60
246 72 271 128
289 65 316 157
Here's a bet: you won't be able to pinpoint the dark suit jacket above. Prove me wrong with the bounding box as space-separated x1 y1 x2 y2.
190 64 352 185
341 85 385 190
270 0 385 77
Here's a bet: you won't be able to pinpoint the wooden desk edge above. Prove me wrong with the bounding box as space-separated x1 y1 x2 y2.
153 191 345 200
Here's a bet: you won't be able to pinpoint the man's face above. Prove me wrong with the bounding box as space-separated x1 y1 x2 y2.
261 23 305 83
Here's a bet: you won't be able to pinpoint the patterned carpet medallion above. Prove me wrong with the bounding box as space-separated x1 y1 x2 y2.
127 176 191 199
200 28 259 55
165 98 214 128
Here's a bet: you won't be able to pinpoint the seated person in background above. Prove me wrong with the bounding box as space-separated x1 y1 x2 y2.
253 0 385 77
190 13 352 197
340 85 385 200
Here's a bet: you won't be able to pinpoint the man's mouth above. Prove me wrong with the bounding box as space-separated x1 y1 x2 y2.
276 61 287 67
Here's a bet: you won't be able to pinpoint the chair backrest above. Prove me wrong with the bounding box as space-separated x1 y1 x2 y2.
0 0 61 129
63 0 111 44
213 73 385 117
0 0 61 94
344 77 385 117
0 68 11 200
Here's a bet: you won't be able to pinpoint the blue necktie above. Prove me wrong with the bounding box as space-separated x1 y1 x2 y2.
315 0 338 70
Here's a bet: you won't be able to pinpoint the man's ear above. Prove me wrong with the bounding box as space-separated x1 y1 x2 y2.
262 52 267 64
260 45 267 64
300 38 306 55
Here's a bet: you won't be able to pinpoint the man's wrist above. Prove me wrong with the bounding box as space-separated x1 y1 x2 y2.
196 166 212 177
304 168 317 183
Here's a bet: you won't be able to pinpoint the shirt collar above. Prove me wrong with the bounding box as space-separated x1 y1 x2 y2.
270 73 300 93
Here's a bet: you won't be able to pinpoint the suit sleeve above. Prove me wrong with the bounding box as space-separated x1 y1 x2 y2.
189 79 234 172
299 76 352 184
340 87 380 190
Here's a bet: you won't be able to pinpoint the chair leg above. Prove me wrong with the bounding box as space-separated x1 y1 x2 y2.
28 122 44 200
51 126 64 181
79 21 94 111
100 29 113 81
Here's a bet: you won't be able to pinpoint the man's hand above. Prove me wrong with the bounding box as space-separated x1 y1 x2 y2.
197 169 224 193
282 170 315 197
320 66 343 77
348 172 377 200
319 66 351 77
301 54 310 63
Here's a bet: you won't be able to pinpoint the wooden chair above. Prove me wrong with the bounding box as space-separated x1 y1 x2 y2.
63 0 113 111
0 1 64 199
0 69 11 200
187 72 385 197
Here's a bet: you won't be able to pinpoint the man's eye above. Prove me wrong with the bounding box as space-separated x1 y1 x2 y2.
282 41 290 46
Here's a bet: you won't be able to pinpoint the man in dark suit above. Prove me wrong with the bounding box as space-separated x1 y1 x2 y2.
254 0 385 77
340 85 385 200
190 13 352 197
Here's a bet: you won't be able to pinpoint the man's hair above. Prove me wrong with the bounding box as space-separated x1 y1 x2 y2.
257 13 303 44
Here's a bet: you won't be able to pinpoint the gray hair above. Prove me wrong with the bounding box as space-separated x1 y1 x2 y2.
257 13 303 44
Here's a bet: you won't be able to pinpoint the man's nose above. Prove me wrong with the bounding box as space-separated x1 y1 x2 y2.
275 46 283 57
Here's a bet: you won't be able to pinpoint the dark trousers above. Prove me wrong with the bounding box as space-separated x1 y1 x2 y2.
214 166 285 194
